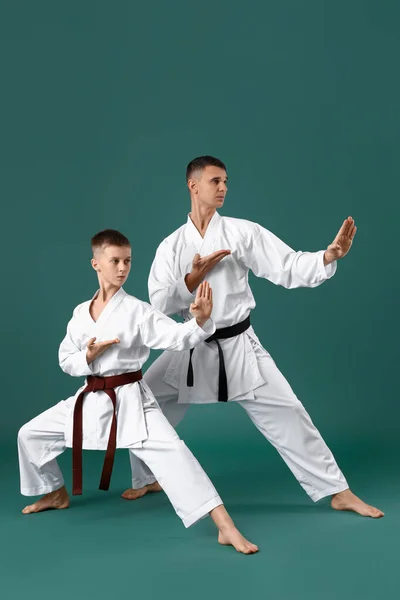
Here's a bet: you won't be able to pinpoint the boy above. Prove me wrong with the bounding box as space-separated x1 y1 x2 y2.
17 229 258 554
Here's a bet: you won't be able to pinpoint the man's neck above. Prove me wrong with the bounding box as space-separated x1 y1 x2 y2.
189 204 216 238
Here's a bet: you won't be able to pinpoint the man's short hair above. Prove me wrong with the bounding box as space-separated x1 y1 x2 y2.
91 229 130 254
186 156 227 181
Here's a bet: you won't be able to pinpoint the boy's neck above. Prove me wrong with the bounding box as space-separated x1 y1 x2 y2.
96 280 122 304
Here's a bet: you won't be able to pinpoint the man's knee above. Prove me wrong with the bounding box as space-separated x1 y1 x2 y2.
17 422 33 446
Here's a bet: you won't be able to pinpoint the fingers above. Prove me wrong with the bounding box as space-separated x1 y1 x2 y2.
348 221 357 239
96 338 120 349
350 225 357 240
87 337 96 348
195 281 211 299
207 250 231 266
344 216 355 237
337 218 350 238
200 281 212 299
104 338 120 346
337 217 351 238
210 249 231 259
192 253 201 266
195 282 204 301
198 250 230 268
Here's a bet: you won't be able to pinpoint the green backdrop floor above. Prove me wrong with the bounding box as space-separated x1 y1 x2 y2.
1 406 398 600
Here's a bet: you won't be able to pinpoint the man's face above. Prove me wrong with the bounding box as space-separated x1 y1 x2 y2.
189 165 228 208
91 245 131 288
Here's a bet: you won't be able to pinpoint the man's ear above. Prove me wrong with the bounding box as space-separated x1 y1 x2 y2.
188 178 197 194
91 257 99 272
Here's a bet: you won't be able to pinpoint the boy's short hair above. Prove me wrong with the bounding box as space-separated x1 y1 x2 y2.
91 229 131 254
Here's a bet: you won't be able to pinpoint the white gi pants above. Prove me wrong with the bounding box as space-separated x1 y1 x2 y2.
17 394 222 528
129 343 349 502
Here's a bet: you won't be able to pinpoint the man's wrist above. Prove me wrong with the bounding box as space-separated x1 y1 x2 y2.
323 249 336 265
185 271 201 293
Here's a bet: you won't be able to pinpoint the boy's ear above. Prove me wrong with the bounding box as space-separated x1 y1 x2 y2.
91 258 99 272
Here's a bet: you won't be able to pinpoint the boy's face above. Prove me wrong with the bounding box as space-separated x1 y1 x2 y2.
91 244 131 288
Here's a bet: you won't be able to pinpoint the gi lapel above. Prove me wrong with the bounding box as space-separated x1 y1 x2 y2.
185 211 221 256
88 287 126 338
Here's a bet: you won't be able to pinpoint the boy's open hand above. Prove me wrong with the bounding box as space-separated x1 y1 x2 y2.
189 281 213 328
86 337 120 364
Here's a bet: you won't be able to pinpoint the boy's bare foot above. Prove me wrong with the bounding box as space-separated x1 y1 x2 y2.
331 489 384 518
121 482 162 500
22 486 70 514
210 505 258 554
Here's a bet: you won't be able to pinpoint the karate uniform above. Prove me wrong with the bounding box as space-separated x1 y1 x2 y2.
129 212 349 501
18 288 223 527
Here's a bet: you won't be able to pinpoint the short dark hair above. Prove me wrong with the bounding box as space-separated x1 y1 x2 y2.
186 155 227 181
91 229 130 254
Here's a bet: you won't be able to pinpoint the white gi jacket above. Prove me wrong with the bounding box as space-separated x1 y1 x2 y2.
58 288 215 449
148 212 336 403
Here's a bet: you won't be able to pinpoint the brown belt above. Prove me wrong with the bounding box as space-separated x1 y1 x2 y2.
72 370 143 495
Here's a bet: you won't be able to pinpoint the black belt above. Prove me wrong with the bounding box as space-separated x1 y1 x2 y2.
187 315 251 402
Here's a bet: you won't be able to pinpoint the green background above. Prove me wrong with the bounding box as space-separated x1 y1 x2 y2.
1 2 398 599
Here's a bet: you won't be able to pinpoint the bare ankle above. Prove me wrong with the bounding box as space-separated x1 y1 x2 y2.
210 505 235 532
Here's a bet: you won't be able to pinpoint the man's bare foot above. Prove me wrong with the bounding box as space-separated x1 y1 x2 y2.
210 505 258 554
218 528 259 554
331 489 384 518
22 486 70 515
121 482 162 500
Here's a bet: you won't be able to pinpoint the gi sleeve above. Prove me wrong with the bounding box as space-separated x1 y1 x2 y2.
148 242 195 316
58 313 94 377
242 223 337 289
139 307 215 351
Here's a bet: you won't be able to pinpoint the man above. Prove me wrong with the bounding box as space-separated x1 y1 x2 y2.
17 229 258 554
124 156 383 519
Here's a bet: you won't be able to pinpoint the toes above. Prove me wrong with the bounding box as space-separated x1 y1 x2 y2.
239 542 259 554
121 489 137 499
243 545 257 555
121 489 146 500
